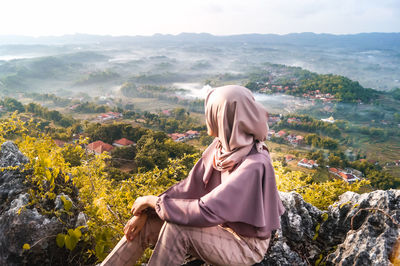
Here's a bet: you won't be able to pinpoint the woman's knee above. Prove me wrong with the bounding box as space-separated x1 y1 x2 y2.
163 221 181 233
160 222 188 241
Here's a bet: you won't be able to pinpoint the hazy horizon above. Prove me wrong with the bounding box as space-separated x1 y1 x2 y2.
1 31 400 38
1 0 399 37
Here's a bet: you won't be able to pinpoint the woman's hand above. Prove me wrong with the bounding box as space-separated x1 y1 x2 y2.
124 214 147 242
130 196 159 216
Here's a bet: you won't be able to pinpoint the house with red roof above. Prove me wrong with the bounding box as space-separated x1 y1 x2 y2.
162 110 171 116
285 154 295 163
294 135 304 145
339 172 359 183
287 117 301 124
113 138 135 147
267 129 275 140
329 167 339 174
328 167 361 183
298 158 318 169
97 112 123 122
268 116 281 124
186 130 199 139
276 130 286 138
168 133 186 142
87 140 114 155
69 104 80 110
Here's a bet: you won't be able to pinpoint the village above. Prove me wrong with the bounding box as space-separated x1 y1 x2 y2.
45 103 397 185
267 115 368 183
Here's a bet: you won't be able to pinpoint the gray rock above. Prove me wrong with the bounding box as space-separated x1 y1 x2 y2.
261 190 400 266
75 212 88 228
54 193 73 210
0 141 29 204
260 192 324 265
0 141 29 168
323 190 400 265
0 192 63 265
0 142 74 265
261 240 307 266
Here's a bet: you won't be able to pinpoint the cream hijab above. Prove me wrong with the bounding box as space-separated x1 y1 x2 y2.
205 85 269 173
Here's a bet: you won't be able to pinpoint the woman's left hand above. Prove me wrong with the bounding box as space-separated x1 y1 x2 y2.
124 214 147 241
131 195 159 216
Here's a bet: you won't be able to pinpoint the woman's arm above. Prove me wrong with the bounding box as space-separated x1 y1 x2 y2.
159 139 218 199
155 153 283 230
154 158 265 227
130 195 159 216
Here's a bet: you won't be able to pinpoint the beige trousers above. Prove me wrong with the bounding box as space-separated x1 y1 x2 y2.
101 215 270 266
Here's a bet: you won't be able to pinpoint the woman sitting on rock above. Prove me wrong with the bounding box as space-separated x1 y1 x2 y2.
101 85 285 266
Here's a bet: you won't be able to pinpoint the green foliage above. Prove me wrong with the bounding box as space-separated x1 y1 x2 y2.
74 70 120 85
25 92 72 107
25 102 75 127
129 72 184 84
134 131 198 171
307 150 325 166
0 97 25 112
274 161 369 209
120 82 205 113
85 122 149 144
294 74 379 103
394 113 400 123
364 170 400 190
60 195 73 211
0 114 200 263
109 145 136 168
391 87 400 101
244 81 262 91
57 227 84 251
72 102 111 113
199 132 214 146
304 133 338 149
0 113 392 264
349 160 400 189
278 114 341 138
150 108 206 133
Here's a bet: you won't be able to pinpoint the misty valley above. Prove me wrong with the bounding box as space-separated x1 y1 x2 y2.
0 33 399 265
0 33 399 186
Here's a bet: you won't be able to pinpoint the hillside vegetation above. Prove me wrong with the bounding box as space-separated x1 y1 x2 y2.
0 113 370 264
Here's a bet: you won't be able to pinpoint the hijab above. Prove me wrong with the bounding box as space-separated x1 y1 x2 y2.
204 85 269 182
157 85 285 236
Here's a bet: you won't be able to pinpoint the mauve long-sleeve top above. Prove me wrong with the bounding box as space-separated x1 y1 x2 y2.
155 140 285 239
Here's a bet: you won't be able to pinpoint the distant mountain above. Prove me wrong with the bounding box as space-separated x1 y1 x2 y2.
1 32 399 50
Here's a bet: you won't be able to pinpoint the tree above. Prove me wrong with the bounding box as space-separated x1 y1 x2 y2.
135 136 168 171
1 97 24 112
110 145 136 168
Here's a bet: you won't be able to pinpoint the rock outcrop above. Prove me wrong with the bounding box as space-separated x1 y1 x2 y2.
263 190 400 265
0 141 399 265
0 142 77 266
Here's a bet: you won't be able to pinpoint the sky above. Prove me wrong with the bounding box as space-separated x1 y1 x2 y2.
0 0 399 37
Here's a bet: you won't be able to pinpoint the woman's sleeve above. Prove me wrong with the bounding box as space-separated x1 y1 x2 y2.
158 157 209 199
155 195 225 226
155 159 267 227
154 156 225 226
159 139 218 199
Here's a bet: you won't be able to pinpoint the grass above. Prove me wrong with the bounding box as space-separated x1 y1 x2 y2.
128 98 186 112
347 131 400 163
